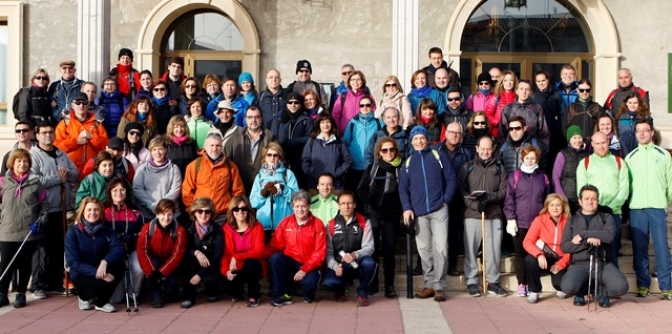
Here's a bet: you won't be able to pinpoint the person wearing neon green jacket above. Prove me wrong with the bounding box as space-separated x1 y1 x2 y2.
624 119 672 300
576 131 629 267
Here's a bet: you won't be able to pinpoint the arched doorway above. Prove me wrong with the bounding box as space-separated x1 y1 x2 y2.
444 0 619 101
136 0 260 83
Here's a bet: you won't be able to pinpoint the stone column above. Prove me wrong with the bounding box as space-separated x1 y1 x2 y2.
392 0 420 93
77 0 110 85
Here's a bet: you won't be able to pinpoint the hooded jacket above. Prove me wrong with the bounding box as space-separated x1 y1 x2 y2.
563 100 603 140
343 113 384 171
133 160 183 218
442 103 473 133
554 80 579 108
75 171 110 208
576 153 629 214
485 90 516 138
499 133 541 175
55 111 109 174
399 146 456 216
301 134 352 189
187 117 213 149
332 88 377 135
97 90 129 138
65 222 125 280
17 85 52 127
377 91 413 129
249 164 299 231
165 138 199 177
259 87 287 129
182 153 246 215
271 110 313 171
500 99 550 151
625 142 672 210
136 219 187 277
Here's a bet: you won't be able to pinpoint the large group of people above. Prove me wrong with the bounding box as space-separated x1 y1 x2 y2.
0 46 670 314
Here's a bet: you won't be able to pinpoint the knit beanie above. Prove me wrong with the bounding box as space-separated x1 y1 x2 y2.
124 122 144 136
238 72 254 85
296 60 312 74
566 125 582 142
118 48 134 61
410 125 429 140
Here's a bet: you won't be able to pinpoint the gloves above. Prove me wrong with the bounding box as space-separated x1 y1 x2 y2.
262 182 277 197
149 270 163 284
477 201 487 213
29 222 41 235
506 219 518 237
475 192 488 202
260 188 270 197
273 183 284 196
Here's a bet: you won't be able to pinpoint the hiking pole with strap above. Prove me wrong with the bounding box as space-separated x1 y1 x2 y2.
406 220 414 299
0 232 32 282
61 183 70 297
125 255 139 314
587 245 594 311
593 247 599 312
481 211 486 295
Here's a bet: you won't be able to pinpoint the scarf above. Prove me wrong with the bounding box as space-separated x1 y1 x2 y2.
152 95 170 106
520 163 538 174
473 128 489 138
261 161 284 176
10 171 29 198
411 85 432 98
172 135 188 146
478 88 492 95
82 217 105 235
137 111 148 121
359 112 374 122
149 158 169 168
217 119 234 133
306 107 320 119
378 156 401 171
195 221 210 240
420 114 434 124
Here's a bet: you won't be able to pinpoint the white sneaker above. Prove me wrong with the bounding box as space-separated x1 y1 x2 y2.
33 290 47 299
556 291 567 299
78 297 93 311
94 303 117 313
527 292 539 304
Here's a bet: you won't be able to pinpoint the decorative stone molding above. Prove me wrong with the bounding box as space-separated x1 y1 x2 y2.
1 0 23 133
392 0 419 93
77 0 110 88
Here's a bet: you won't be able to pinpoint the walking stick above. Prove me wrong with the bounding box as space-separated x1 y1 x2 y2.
406 221 414 299
61 183 70 297
0 232 32 282
481 211 486 295
587 246 594 311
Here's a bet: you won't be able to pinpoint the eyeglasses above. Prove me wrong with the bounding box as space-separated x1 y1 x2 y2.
342 71 352 76
384 83 396 87
153 87 166 92
35 76 48 80
578 88 591 93
266 153 280 158
478 81 490 86
232 207 249 213
359 103 372 108
185 84 197 89
380 147 397 154
509 126 523 132
287 100 300 105
129 130 141 136
350 78 362 82
103 82 115 86
473 121 486 126
73 100 87 105
446 130 462 135
39 131 54 135
298 69 310 73
195 209 212 215
15 128 31 133
447 97 461 102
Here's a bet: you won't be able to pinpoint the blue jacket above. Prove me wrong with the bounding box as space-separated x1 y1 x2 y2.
364 127 409 168
428 88 448 116
301 134 352 189
205 95 250 127
48 78 85 122
399 147 457 216
432 142 472 174
554 81 579 110
97 90 129 138
343 113 383 171
65 223 125 281
249 164 299 230
259 87 287 129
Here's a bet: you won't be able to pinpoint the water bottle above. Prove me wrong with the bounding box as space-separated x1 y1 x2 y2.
339 251 358 269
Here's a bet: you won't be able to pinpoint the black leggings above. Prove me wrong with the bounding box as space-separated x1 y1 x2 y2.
71 263 124 307
31 211 66 290
226 259 263 299
369 211 398 288
180 255 221 301
512 228 529 285
524 254 565 293
0 240 39 295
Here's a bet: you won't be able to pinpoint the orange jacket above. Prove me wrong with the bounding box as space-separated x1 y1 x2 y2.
55 111 109 174
265 213 326 273
523 212 571 270
221 221 267 277
181 153 245 215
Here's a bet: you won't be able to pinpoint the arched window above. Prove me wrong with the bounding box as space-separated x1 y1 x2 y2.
459 0 593 91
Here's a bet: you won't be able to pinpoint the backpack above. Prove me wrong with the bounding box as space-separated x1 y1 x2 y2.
12 88 25 120
404 149 442 173
512 170 549 190
148 219 177 240
464 159 503 178
328 213 367 236
583 155 622 170
348 116 382 138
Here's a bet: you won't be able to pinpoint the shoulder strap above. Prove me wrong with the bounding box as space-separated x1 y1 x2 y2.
356 213 367 230
340 92 347 109
614 155 622 170
148 220 156 239
584 155 590 170
431 149 443 169
513 170 520 190
328 219 335 236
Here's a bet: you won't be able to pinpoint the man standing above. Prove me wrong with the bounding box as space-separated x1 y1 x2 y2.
443 88 472 130
310 172 339 226
604 68 649 113
329 64 355 110
80 81 105 123
286 60 328 109
29 123 79 298
561 185 628 308
433 122 472 275
576 131 629 267
459 136 508 297
48 60 85 124
399 126 456 302
224 106 276 194
364 107 409 168
323 191 376 307
427 68 450 116
182 130 245 224
422 47 459 89
1 122 35 175
554 64 579 110
206 78 250 126
625 119 672 299
258 69 286 129
160 57 186 101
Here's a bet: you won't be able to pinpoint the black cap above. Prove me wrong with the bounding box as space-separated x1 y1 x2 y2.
124 122 144 135
296 60 312 74
477 72 492 84
72 92 88 101
107 137 125 150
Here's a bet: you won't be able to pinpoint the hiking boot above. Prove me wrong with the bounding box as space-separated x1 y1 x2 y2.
335 293 347 302
206 296 218 303
597 285 610 308
556 291 567 299
527 292 539 304
384 286 398 298
487 284 507 297
434 290 447 302
661 290 672 300
0 293 8 307
414 288 435 299
246 297 260 308
356 296 369 307
94 303 117 313
271 294 293 307
303 295 315 304
516 284 527 297
78 297 93 311
467 284 481 297
13 292 26 308
33 290 47 299
573 295 586 306
636 286 650 298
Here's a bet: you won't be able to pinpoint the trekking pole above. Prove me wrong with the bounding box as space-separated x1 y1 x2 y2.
406 221 414 299
481 211 486 295
0 232 32 282
587 246 593 311
61 183 70 297
124 267 131 313
594 247 599 312
127 256 139 313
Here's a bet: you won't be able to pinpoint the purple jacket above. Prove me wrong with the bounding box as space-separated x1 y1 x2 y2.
503 168 549 229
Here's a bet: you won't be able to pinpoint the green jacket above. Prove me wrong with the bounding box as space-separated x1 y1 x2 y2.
187 117 213 149
310 193 339 227
625 142 672 209
576 153 629 214
75 171 109 208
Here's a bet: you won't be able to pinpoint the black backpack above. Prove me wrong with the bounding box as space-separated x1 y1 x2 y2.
12 88 25 120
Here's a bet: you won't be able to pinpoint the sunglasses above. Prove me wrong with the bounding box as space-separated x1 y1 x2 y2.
287 100 300 105
509 126 523 132
380 147 397 154
473 121 486 126
35 76 48 80
73 100 87 105
342 71 352 76
266 153 280 158
153 87 166 92
185 84 197 89
195 209 212 215
129 130 141 136
578 88 591 93
447 97 461 102
298 69 310 73
15 128 31 133
384 83 396 87
232 207 249 213
359 103 373 108
478 81 490 86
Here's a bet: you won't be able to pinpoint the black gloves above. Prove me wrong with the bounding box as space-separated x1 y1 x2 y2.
475 192 488 202
477 201 487 213
149 270 163 284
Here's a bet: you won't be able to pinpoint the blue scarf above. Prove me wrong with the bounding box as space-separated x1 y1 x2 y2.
138 111 148 121
411 85 432 98
82 217 105 235
153 95 170 106
478 88 492 95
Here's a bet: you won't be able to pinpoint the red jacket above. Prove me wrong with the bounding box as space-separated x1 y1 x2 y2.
137 221 187 277
265 213 326 273
485 90 516 138
221 221 267 277
523 212 570 270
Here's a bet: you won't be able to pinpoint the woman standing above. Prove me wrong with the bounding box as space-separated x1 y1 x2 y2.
0 149 49 308
238 72 258 106
614 93 652 155
186 97 213 149
165 115 199 177
136 70 153 99
523 193 571 303
377 75 413 130
17 68 53 127
414 98 445 145
117 97 157 146
178 77 203 115
485 70 518 138
357 137 402 298
407 69 431 117
121 122 150 169
503 146 550 297
250 143 298 233
343 96 384 195
271 92 313 189
97 77 129 138
132 136 183 221
180 197 224 308
103 177 145 304
303 90 324 120
221 195 265 307
202 74 222 105
463 112 492 157
332 70 376 135
594 112 623 157
76 151 116 207
65 197 125 313
552 125 587 213
302 113 352 192
151 80 180 135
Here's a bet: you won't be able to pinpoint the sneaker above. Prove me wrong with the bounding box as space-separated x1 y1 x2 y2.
636 286 650 298
556 291 567 299
467 284 481 297
180 300 193 309
356 296 369 307
33 290 47 299
94 303 117 313
13 293 26 308
661 290 672 300
231 295 242 302
517 284 527 297
414 288 435 299
150 294 164 308
303 295 315 304
487 284 507 297
206 296 218 303
271 294 293 307
246 297 260 308
434 290 447 302
527 292 539 304
78 297 93 311
573 295 586 306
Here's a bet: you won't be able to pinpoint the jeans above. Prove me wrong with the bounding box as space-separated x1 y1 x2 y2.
269 252 320 299
415 204 449 290
630 209 672 290
148 257 179 301
323 256 377 298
